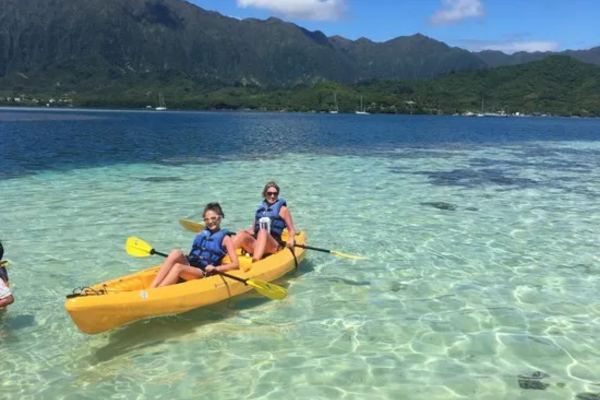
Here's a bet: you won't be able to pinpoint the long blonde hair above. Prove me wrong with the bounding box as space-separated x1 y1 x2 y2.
262 181 280 198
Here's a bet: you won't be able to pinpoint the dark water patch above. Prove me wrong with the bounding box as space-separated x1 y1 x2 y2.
390 282 409 292
556 263 598 275
5 314 36 330
138 176 185 183
389 167 409 174
420 202 458 211
325 277 371 286
577 393 600 400
0 170 37 181
516 145 600 158
553 176 582 182
393 149 469 159
469 157 593 172
527 336 553 346
415 168 538 189
161 153 282 166
518 371 550 390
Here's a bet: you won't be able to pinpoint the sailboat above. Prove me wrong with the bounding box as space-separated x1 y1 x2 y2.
355 95 369 115
330 92 339 114
477 98 484 117
155 92 167 111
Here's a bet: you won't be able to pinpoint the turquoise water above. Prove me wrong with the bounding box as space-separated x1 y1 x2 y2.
1 109 600 399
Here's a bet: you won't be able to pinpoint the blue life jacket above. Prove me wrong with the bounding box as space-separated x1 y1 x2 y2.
254 198 287 238
188 228 229 268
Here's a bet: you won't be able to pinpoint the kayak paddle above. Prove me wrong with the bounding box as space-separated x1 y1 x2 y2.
179 219 366 260
179 219 204 233
0 260 9 268
293 244 367 260
125 237 287 300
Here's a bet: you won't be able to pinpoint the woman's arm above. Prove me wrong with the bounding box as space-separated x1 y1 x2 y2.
281 206 296 248
213 236 240 273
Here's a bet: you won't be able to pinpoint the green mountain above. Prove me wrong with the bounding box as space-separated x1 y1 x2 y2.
350 55 600 117
94 56 596 117
1 0 599 116
475 47 600 68
0 0 486 91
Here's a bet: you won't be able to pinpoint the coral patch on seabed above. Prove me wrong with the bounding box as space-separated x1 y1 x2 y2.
517 371 549 390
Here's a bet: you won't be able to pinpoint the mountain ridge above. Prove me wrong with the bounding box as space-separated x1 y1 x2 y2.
0 0 483 86
0 0 598 96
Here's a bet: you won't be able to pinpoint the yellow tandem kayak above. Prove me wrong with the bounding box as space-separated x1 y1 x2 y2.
65 231 306 334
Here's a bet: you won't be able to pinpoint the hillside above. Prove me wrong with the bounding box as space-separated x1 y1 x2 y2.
29 56 595 117
475 47 600 68
0 0 485 89
1 0 599 116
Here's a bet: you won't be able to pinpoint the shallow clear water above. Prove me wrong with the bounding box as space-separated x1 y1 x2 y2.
1 109 600 399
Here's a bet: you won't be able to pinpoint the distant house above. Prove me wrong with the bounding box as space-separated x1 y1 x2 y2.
405 100 416 106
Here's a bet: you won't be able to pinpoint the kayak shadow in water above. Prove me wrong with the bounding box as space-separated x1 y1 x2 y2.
88 302 242 364
86 258 315 364
0 312 36 327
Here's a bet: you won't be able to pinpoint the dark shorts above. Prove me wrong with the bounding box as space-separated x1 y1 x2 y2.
186 257 206 271
251 230 283 244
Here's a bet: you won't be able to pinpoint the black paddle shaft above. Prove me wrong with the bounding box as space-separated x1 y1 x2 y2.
294 244 331 254
151 248 248 285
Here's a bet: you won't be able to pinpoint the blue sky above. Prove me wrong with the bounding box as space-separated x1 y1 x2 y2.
191 0 599 53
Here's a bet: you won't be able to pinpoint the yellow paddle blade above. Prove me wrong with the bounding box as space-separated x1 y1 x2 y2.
246 279 287 300
179 219 205 233
125 237 154 258
331 251 368 260
0 260 9 268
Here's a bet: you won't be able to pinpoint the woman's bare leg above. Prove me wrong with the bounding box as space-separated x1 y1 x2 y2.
234 231 257 255
252 230 281 262
158 264 205 287
0 294 13 308
150 249 187 288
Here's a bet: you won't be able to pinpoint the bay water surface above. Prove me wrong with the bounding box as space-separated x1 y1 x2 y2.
1 108 600 399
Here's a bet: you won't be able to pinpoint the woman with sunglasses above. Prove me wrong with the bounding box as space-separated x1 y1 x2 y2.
149 202 239 288
234 181 296 262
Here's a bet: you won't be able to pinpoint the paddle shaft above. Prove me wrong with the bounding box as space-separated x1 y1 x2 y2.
294 244 333 254
151 249 249 285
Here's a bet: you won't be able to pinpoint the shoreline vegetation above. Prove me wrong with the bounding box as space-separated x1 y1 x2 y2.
1 56 599 118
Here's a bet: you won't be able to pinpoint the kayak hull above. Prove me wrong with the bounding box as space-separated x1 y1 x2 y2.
64 231 306 334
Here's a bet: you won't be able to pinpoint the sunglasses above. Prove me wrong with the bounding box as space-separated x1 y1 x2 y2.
203 216 220 223
266 191 279 197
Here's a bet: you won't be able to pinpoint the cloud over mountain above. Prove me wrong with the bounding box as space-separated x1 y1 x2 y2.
236 0 347 21
429 0 484 26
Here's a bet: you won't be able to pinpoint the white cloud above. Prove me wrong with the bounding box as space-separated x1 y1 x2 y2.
236 0 347 21
457 38 560 53
483 41 559 53
430 0 484 26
